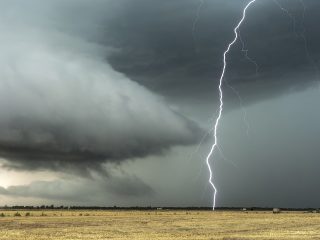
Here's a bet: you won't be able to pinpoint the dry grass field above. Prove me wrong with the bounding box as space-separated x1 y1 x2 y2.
0 210 319 239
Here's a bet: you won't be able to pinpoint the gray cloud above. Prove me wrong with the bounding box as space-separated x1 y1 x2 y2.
0 173 154 203
3 0 318 105
103 0 320 104
0 0 320 209
0 0 202 174
0 163 155 202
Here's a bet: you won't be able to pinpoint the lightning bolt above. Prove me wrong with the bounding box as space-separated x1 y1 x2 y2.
298 0 320 80
225 80 251 137
192 0 205 43
192 0 205 55
206 0 257 210
239 32 259 76
273 0 298 37
274 0 319 80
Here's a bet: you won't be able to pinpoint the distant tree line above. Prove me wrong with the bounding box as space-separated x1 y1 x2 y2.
0 205 319 211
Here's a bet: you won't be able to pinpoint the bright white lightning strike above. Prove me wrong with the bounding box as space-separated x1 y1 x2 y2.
206 0 257 210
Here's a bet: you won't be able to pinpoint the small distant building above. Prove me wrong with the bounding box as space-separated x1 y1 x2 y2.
273 208 281 214
242 208 247 211
157 208 163 211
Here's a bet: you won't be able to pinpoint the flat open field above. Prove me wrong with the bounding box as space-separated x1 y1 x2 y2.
0 210 320 239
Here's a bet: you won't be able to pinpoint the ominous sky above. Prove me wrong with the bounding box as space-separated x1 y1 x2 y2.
0 0 319 208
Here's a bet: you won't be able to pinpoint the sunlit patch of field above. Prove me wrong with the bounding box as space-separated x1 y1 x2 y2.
0 210 320 239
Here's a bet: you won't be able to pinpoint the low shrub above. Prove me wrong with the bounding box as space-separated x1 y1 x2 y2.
14 212 21 217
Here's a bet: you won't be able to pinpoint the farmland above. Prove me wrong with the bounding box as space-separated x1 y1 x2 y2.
0 210 319 239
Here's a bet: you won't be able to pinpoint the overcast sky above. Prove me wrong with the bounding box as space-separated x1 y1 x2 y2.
0 0 319 208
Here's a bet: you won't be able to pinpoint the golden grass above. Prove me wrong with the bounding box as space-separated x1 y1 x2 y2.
0 210 319 239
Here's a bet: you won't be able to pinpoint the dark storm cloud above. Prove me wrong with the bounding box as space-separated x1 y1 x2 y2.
0 0 319 197
0 174 153 202
0 0 202 173
103 0 320 104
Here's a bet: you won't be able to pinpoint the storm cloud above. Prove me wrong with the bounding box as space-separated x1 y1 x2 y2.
104 0 320 104
0 0 201 173
0 174 154 203
0 0 320 208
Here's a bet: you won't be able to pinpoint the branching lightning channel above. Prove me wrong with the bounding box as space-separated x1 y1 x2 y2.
206 0 257 211
192 0 205 42
274 0 320 80
225 80 251 137
239 31 259 76
192 0 205 54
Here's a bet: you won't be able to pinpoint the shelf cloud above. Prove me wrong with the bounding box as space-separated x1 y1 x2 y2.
0 0 201 174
